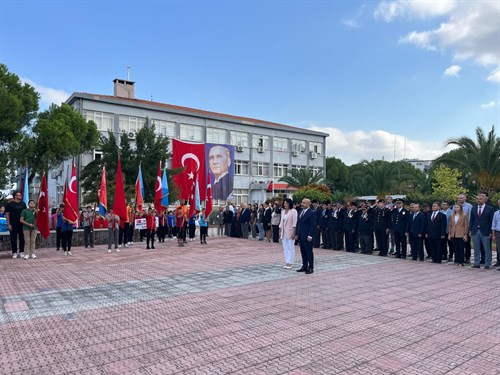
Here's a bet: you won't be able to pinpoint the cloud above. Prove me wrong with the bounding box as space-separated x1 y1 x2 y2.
20 77 69 106
480 101 498 109
306 125 450 165
375 0 456 22
341 19 361 28
487 67 500 83
443 65 461 77
377 1 500 81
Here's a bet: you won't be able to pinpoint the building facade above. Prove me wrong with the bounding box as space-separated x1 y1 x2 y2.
52 79 328 205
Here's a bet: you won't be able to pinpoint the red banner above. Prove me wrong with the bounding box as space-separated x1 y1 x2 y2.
172 139 206 201
36 173 50 239
135 170 144 214
113 158 127 228
63 164 78 222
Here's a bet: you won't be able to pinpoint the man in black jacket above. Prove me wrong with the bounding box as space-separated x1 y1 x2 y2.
425 202 447 264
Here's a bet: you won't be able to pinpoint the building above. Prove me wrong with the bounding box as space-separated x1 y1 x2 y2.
403 158 433 173
52 79 328 205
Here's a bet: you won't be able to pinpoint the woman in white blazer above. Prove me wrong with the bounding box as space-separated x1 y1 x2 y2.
279 198 298 269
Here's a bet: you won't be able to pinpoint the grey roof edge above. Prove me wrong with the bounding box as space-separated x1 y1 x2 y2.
66 92 330 138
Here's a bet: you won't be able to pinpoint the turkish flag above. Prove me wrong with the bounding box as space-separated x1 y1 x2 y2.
113 158 127 228
63 164 78 222
36 173 50 239
172 139 206 201
267 180 274 192
206 172 213 216
154 161 164 215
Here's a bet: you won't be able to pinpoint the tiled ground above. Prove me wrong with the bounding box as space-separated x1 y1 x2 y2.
0 236 499 375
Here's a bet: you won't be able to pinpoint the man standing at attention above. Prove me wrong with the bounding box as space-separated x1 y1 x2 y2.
457 193 473 263
491 198 500 270
469 193 495 269
239 203 250 239
296 198 317 274
5 191 27 259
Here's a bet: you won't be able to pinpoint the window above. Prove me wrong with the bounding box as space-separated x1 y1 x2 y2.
292 140 306 153
273 137 288 151
252 162 270 177
311 167 322 175
252 135 269 150
119 115 146 133
234 160 249 175
292 165 305 171
274 164 289 178
180 124 203 142
94 150 103 161
152 120 175 138
233 189 249 205
230 131 248 147
310 142 322 154
207 128 227 144
83 110 114 132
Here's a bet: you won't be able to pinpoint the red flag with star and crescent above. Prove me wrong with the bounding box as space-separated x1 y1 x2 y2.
154 161 164 215
36 173 50 239
172 139 206 201
63 163 78 222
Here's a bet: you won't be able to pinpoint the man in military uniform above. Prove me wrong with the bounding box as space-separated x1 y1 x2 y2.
391 199 409 258
312 199 321 248
372 199 390 256
319 201 331 249
343 202 358 252
328 202 344 250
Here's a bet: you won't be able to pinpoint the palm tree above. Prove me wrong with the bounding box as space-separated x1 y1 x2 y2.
438 126 500 193
350 160 415 196
279 168 324 188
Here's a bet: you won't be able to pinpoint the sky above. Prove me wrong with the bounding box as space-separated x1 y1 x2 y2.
1 0 499 165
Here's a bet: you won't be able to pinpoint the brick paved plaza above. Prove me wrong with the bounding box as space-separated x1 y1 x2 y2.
1 237 499 375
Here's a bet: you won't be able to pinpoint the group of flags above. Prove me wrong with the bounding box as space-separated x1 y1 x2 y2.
21 152 214 240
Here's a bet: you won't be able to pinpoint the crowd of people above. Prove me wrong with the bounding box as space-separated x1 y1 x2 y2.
2 191 500 274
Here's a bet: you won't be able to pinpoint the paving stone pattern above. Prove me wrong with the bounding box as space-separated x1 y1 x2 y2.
0 237 499 374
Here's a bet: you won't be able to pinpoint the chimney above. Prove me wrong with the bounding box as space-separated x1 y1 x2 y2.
113 78 135 99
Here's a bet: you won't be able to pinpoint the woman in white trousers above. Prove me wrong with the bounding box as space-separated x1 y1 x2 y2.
279 198 298 269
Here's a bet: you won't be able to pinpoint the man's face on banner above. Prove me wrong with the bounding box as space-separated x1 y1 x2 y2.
209 146 230 178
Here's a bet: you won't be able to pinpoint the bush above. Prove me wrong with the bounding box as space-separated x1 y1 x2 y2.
293 184 333 204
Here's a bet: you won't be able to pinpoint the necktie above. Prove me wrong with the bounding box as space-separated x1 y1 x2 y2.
478 206 482 218
300 210 306 219
432 212 436 221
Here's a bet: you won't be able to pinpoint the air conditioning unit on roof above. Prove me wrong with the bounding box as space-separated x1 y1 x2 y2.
127 132 135 139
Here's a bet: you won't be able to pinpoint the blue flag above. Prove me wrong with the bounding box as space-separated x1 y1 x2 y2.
161 168 169 208
22 165 29 206
195 178 201 211
138 164 145 198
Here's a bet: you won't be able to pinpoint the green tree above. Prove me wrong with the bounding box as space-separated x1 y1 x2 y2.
280 168 323 188
293 184 333 204
325 156 349 192
12 103 99 179
437 126 500 193
431 164 467 200
80 120 178 207
350 160 414 196
0 64 39 186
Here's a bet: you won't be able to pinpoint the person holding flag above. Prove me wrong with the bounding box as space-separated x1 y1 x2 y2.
36 173 50 241
20 199 37 259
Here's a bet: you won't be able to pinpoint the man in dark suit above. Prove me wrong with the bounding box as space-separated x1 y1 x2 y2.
406 203 426 261
296 198 317 274
469 193 495 269
328 202 344 250
209 145 233 200
239 204 250 239
391 200 409 258
425 202 447 263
